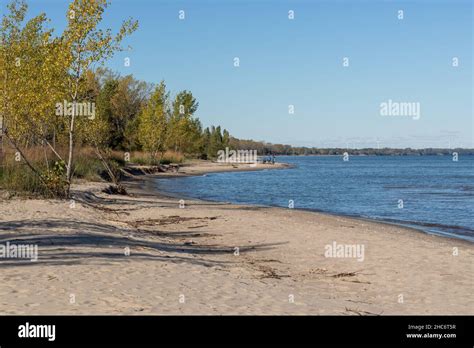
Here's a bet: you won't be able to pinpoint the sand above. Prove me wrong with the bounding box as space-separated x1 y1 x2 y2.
0 161 472 315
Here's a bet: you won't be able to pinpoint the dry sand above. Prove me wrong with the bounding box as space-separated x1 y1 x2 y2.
0 161 472 315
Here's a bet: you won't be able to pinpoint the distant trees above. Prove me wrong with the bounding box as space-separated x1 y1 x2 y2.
201 127 211 158
226 139 474 156
166 90 201 155
198 126 230 159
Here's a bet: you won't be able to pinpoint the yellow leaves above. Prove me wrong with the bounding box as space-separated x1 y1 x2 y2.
1 0 139 183
137 84 169 155
1 1 67 143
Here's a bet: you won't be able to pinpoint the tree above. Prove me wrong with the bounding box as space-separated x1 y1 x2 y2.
222 129 230 147
167 90 199 153
0 0 68 194
109 75 150 149
61 0 138 195
208 125 223 159
200 127 211 159
137 82 169 162
96 76 119 140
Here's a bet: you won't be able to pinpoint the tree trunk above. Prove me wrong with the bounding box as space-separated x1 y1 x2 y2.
65 104 76 196
94 145 118 185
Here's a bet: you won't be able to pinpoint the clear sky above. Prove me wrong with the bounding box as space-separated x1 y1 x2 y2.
8 0 473 148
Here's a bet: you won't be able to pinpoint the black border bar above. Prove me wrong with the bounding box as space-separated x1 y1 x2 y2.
0 315 472 346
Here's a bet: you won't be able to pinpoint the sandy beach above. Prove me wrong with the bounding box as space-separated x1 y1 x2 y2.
0 161 472 315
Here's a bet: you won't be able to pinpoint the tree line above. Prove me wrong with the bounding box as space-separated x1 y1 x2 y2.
228 139 474 156
76 69 231 160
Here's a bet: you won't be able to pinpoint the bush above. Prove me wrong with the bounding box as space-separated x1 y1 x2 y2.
42 160 68 197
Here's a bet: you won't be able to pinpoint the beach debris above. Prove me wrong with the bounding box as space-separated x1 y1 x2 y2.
256 264 290 280
342 278 371 284
344 307 383 316
331 270 363 278
253 258 283 264
102 184 127 195
309 268 328 274
128 216 218 227
332 272 357 278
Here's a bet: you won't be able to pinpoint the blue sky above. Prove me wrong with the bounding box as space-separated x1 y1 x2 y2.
7 0 473 148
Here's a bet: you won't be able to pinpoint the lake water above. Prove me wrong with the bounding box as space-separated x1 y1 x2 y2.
155 156 474 242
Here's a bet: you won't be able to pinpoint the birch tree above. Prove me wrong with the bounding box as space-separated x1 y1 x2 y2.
61 0 137 195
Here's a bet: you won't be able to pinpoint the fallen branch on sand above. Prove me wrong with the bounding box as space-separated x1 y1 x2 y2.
331 270 363 278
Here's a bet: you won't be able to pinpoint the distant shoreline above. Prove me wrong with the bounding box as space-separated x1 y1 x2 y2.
273 152 474 156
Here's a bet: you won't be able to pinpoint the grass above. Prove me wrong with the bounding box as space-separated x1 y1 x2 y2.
0 146 52 197
74 149 105 181
0 145 186 197
0 146 105 197
0 161 47 196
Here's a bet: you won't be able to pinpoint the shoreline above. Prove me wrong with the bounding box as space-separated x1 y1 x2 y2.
144 161 473 244
0 160 472 315
152 184 474 245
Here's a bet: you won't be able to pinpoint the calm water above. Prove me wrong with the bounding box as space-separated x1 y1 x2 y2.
155 156 474 242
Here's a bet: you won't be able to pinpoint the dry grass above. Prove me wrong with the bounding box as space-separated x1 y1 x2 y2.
130 150 184 165
0 143 187 197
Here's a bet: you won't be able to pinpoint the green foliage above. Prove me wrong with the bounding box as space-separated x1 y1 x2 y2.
202 125 230 159
0 0 138 197
0 0 266 199
166 90 201 154
137 81 169 162
41 160 68 197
